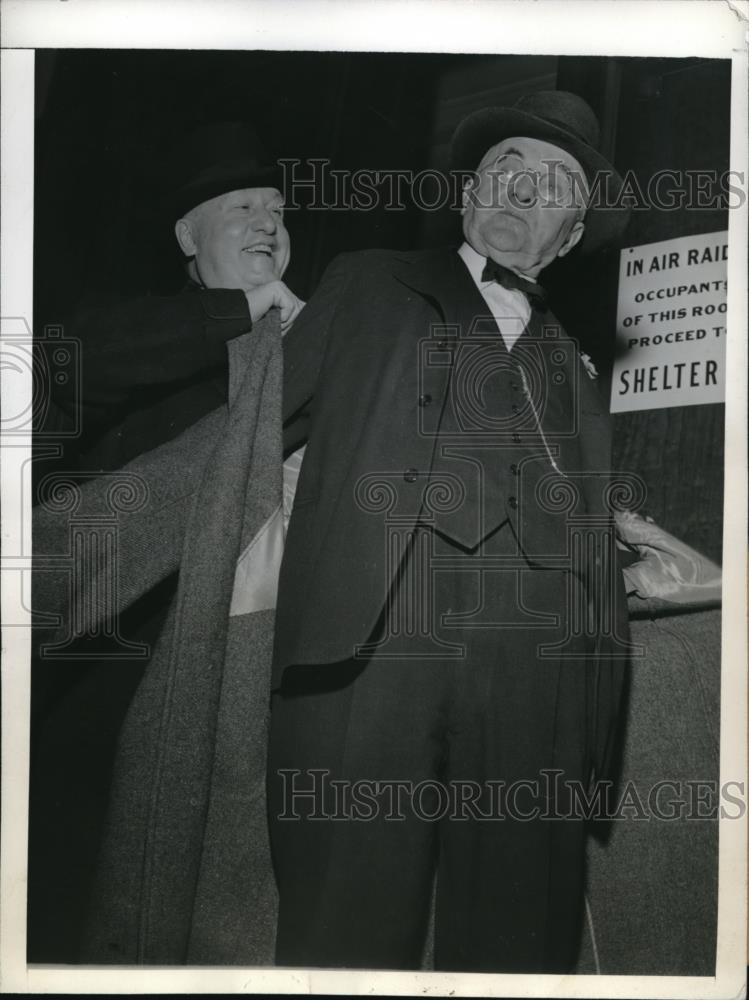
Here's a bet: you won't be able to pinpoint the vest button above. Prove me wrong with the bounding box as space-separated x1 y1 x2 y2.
508 496 518 510
403 468 418 483
418 394 432 407
512 433 521 443
510 380 519 391
437 340 447 350
511 403 520 413
510 463 519 475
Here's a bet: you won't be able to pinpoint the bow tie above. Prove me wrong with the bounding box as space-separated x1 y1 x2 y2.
481 259 547 311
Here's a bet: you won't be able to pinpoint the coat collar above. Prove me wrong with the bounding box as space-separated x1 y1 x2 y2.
390 246 467 324
392 245 552 330
391 245 562 347
391 247 599 425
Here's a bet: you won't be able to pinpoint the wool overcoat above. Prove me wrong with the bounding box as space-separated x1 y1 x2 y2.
34 313 283 964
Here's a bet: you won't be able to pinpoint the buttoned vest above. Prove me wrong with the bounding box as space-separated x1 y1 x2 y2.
421 257 585 563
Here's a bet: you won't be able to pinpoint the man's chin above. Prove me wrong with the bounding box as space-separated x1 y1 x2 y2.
241 264 280 288
484 245 530 271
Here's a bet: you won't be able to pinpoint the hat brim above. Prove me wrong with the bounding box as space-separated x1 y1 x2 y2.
451 107 630 254
168 162 284 221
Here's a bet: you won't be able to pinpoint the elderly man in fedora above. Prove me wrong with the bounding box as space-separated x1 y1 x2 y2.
269 90 631 972
53 120 303 472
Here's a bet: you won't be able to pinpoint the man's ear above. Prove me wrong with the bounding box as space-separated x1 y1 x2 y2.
557 219 585 259
175 217 198 258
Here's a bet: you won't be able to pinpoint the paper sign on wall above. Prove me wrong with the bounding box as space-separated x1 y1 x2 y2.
610 231 727 413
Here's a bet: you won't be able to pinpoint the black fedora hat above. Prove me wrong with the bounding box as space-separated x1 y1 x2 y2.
166 121 283 221
451 91 630 254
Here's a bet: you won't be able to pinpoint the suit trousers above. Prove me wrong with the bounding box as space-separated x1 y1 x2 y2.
268 522 593 972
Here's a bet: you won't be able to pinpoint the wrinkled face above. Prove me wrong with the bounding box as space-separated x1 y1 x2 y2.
461 136 587 277
175 187 290 290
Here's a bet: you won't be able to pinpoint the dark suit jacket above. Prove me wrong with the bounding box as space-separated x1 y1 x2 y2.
50 283 252 473
277 246 628 779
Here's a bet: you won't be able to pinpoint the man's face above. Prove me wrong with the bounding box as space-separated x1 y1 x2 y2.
461 136 587 277
176 187 290 290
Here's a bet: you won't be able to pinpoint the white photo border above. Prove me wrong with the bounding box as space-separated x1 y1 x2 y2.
1 1 747 996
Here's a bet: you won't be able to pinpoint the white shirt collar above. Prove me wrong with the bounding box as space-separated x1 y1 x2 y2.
457 242 538 289
458 242 494 287
456 242 531 353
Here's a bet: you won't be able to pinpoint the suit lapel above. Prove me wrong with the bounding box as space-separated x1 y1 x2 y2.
391 247 494 335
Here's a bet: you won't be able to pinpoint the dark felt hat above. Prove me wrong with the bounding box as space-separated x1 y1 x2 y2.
166 121 283 220
451 90 630 253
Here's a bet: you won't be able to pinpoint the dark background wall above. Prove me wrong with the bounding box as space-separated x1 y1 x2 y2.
29 51 731 962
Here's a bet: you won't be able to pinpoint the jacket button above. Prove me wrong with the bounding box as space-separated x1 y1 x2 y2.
418 394 432 407
508 496 518 510
510 463 519 475
510 380 519 391
511 403 520 413
403 468 418 483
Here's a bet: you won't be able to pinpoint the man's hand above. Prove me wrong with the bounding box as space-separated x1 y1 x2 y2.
245 281 305 335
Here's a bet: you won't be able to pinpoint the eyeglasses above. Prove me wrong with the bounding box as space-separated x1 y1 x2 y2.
486 153 584 208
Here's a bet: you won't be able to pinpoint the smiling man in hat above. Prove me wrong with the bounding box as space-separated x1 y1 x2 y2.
57 121 303 473
268 90 631 972
31 123 303 964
